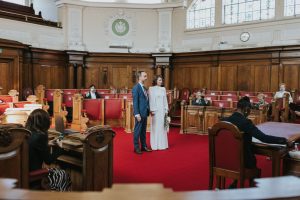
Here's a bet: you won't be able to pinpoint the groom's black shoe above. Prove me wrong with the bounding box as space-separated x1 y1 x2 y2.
134 148 142 154
141 147 152 152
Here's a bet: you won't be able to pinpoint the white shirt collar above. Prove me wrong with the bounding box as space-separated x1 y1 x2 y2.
90 92 96 99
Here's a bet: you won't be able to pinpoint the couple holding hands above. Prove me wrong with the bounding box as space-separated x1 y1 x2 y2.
132 71 169 154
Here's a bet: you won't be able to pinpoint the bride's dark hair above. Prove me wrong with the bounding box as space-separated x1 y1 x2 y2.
152 75 164 86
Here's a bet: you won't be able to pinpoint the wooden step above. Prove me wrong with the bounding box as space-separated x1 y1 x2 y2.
170 122 181 127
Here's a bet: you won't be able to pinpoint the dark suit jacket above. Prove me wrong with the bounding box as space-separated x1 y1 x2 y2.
192 98 210 106
85 91 101 99
223 112 287 168
132 83 149 118
28 131 62 171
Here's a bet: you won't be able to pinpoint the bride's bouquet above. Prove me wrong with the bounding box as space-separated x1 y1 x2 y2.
164 113 171 132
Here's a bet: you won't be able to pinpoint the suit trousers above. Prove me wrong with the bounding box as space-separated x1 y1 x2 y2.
133 116 147 150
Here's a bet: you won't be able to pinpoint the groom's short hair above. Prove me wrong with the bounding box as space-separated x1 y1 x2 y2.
137 71 146 78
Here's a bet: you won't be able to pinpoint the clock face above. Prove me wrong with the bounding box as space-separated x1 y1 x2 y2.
240 32 250 42
112 19 129 37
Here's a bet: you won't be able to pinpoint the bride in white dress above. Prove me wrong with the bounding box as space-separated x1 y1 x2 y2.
149 75 169 150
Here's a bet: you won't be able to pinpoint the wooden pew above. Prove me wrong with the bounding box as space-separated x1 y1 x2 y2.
180 104 205 134
239 91 256 97
103 94 117 99
118 93 132 99
124 99 134 133
124 99 151 133
45 89 55 116
206 90 222 95
180 102 267 134
0 103 11 116
2 176 300 199
48 125 115 191
211 100 232 108
222 91 238 96
203 106 222 134
82 126 115 191
83 99 105 126
219 95 239 102
51 89 67 127
13 95 38 108
71 94 88 132
63 92 75 123
180 100 221 134
0 90 18 103
34 85 45 105
104 98 125 127
96 89 111 94
0 126 30 188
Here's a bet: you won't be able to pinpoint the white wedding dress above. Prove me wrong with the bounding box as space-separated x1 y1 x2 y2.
149 86 169 150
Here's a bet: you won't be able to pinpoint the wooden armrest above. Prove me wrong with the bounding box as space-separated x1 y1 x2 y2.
57 155 82 167
29 168 48 182
29 169 48 177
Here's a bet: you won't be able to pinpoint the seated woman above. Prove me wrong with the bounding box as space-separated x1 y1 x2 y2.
223 97 292 188
253 93 268 110
85 84 101 99
192 92 210 106
26 109 71 191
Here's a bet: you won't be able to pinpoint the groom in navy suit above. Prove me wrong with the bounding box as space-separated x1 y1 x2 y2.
132 71 152 154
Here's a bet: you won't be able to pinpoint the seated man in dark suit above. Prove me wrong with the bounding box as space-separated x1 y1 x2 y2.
85 84 101 99
222 96 289 188
192 92 210 106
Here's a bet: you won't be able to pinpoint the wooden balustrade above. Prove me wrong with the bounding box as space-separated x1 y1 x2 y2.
124 99 151 133
180 101 267 134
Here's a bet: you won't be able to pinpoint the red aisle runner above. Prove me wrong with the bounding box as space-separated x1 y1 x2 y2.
113 128 272 191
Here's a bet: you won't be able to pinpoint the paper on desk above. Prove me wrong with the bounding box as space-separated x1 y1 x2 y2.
252 137 287 147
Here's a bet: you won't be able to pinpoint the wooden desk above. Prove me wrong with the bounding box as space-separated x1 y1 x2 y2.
48 125 115 191
0 179 17 190
2 176 300 199
254 122 300 176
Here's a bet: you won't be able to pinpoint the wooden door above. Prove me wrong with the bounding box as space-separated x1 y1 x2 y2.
0 61 11 94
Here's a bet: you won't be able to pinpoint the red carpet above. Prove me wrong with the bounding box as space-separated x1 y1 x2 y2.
113 128 273 191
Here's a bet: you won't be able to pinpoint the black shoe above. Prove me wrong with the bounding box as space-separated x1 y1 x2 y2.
141 147 152 152
134 148 142 154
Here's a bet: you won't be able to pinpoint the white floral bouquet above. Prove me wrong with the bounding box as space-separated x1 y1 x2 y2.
164 113 171 132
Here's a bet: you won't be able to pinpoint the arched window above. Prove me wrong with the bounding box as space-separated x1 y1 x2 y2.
2 0 26 5
285 0 300 16
186 0 215 29
223 0 275 24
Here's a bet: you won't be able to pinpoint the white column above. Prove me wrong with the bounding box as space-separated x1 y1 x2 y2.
63 5 85 51
215 0 223 27
275 0 285 20
157 8 173 52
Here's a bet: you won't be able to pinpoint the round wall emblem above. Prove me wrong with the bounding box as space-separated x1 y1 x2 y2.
112 19 129 36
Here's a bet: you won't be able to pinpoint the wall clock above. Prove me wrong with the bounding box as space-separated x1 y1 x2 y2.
240 32 250 42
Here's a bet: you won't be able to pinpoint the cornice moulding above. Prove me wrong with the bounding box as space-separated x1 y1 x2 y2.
55 0 184 9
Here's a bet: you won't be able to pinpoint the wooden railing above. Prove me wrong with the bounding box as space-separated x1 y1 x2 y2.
0 1 60 28
180 101 268 134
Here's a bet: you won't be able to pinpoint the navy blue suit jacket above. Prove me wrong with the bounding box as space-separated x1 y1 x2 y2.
132 83 149 118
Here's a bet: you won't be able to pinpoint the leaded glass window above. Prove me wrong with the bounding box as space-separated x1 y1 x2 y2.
285 0 300 16
223 0 275 24
186 0 215 29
